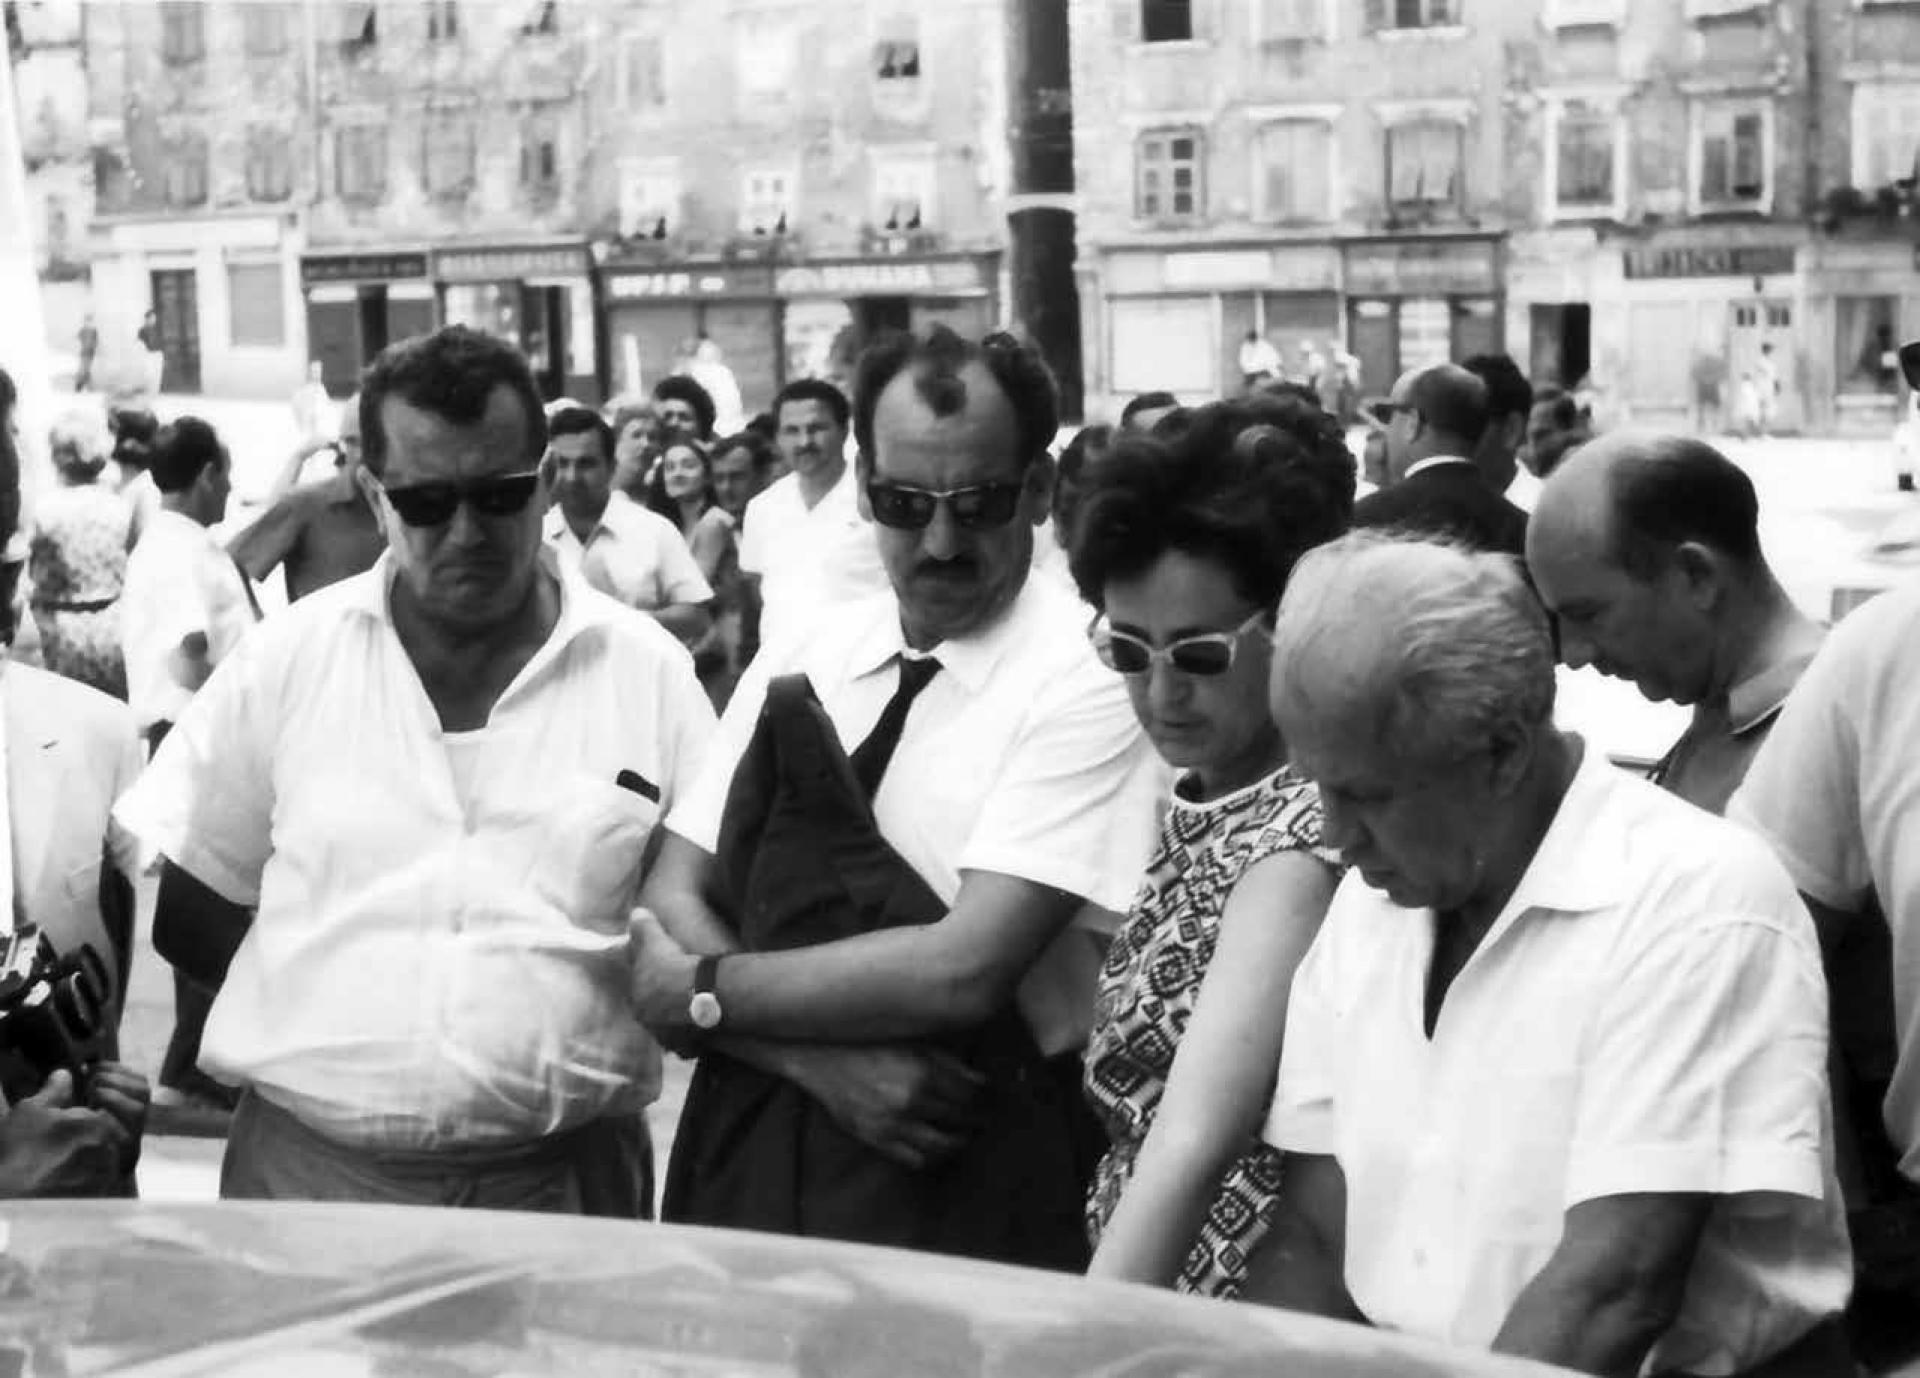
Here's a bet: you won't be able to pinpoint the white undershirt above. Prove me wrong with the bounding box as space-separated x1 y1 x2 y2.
441 728 489 815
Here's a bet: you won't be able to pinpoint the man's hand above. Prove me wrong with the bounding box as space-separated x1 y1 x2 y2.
628 908 700 1039
786 1044 988 1171
0 1070 131 1198
87 1063 151 1176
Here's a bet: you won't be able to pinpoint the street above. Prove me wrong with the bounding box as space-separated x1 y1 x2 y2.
118 393 1920 1202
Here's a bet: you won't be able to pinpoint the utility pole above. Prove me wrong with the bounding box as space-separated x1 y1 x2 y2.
1004 0 1083 423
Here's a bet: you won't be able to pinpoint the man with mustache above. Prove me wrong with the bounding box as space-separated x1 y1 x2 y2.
736 378 889 648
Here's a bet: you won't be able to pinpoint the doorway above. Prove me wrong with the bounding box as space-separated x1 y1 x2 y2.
520 284 567 400
1528 303 1592 388
149 268 201 393
1728 299 1798 432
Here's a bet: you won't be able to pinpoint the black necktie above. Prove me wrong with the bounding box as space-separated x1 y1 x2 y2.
849 655 941 798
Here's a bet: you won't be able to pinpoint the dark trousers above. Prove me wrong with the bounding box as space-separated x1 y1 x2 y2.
146 719 216 1093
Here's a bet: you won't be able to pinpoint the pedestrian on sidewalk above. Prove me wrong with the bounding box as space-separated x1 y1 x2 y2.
74 315 98 393
135 311 165 398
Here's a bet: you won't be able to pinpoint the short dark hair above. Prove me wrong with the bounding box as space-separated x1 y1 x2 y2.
148 416 226 494
109 405 159 471
652 374 717 437
1119 391 1179 428
852 327 1059 472
1053 423 1115 535
546 405 616 466
712 429 778 476
1407 364 1491 449
1462 354 1533 422
359 326 546 478
1070 394 1355 611
744 410 779 442
771 378 851 431
1531 384 1582 432
1608 437 1763 578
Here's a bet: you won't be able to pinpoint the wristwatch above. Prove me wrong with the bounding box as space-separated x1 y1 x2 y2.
689 955 725 1031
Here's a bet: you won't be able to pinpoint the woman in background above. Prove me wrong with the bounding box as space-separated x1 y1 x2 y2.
27 409 131 699
647 438 742 698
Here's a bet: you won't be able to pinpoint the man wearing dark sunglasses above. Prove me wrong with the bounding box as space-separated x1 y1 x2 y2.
634 327 1163 1265
119 326 717 1217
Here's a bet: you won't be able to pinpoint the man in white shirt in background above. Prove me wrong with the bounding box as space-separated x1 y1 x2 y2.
542 405 712 647
737 378 889 649
118 415 258 1115
116 326 714 1215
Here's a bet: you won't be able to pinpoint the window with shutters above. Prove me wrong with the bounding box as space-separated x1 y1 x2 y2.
621 35 666 112
872 153 936 230
1852 84 1920 190
1694 100 1769 211
163 134 209 207
1386 120 1463 210
1252 0 1330 40
423 115 476 200
618 158 681 238
1549 100 1618 216
1136 128 1204 221
1256 120 1333 222
738 22 798 109
427 1 459 41
227 262 286 348
336 125 388 204
872 17 926 120
241 3 292 55
1141 0 1194 42
520 110 562 200
246 127 294 203
160 2 205 63
1367 0 1462 30
739 167 796 235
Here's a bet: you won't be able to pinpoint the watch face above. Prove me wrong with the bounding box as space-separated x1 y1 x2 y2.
689 991 723 1031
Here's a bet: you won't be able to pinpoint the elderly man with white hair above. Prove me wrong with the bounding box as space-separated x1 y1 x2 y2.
1240 531 1854 1377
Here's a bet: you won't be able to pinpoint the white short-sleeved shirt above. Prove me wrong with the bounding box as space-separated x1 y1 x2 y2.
1731 579 1920 1183
667 576 1164 1057
544 491 713 612
120 509 257 729
1267 750 1850 1375
114 552 716 1149
735 465 890 649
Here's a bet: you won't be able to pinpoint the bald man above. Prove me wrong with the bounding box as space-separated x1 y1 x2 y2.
1527 432 1824 816
1352 364 1528 557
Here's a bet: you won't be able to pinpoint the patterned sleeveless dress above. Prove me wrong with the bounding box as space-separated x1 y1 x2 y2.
1084 763 1338 1298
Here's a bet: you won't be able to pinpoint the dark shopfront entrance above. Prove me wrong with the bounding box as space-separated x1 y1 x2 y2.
302 252 437 397
1529 302 1593 389
150 268 201 394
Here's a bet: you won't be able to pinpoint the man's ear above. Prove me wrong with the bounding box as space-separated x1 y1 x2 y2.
854 450 874 522
353 467 393 540
1024 452 1056 526
1483 717 1537 800
1671 541 1727 610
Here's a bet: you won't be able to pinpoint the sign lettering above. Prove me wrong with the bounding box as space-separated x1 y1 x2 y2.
300 252 428 285
1621 245 1797 280
776 259 986 297
433 246 590 283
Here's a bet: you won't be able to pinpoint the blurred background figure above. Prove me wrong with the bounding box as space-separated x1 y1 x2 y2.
289 362 332 442
709 430 776 523
27 406 129 699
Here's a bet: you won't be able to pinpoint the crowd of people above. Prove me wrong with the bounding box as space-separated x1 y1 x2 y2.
2 317 1918 1378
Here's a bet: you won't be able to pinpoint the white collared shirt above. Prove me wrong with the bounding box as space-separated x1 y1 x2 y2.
735 464 891 649
1266 749 1850 1375
667 576 1164 1056
1401 455 1478 480
543 491 713 612
120 508 257 730
114 553 716 1148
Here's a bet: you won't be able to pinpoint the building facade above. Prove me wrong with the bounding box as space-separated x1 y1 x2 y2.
11 0 93 382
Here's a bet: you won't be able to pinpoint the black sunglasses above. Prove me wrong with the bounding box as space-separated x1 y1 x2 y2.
866 478 1026 532
379 469 544 528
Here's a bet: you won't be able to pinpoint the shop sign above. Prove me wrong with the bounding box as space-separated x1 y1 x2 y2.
775 258 987 298
300 252 429 286
1343 240 1498 297
605 267 770 301
433 245 591 283
1162 250 1273 290
1622 245 1797 280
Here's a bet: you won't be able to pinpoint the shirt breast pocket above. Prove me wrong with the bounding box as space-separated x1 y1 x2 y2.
531 776 662 936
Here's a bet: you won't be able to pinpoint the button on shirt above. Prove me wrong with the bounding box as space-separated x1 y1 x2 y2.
1653 635 1823 816
114 553 716 1149
120 509 257 730
1267 750 1850 1375
667 577 1164 1057
1732 581 1920 1185
544 492 713 613
736 466 890 650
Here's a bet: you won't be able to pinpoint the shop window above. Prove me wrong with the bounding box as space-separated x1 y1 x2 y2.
160 1 205 64
618 158 681 238
241 3 292 56
1136 129 1204 222
336 1 378 49
1254 0 1329 40
1141 0 1193 42
336 125 388 204
1837 298 1900 396
872 155 935 230
1366 0 1462 30
739 168 794 235
1852 84 1920 191
622 35 666 112
1695 101 1768 211
424 115 476 200
1551 101 1617 215
1387 120 1464 212
427 0 459 41
162 134 209 208
227 261 286 348
245 127 293 203
1257 120 1333 223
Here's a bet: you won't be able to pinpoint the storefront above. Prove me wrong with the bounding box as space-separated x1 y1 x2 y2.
300 249 435 399
1342 236 1504 399
1084 244 1343 412
599 261 780 414
772 254 1000 395
1801 237 1919 435
433 242 598 404
1505 227 1602 392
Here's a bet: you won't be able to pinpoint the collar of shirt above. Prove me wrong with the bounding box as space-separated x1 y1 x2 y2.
1725 643 1823 736
842 578 1039 696
1482 742 1630 927
542 490 651 548
1403 455 1478 480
